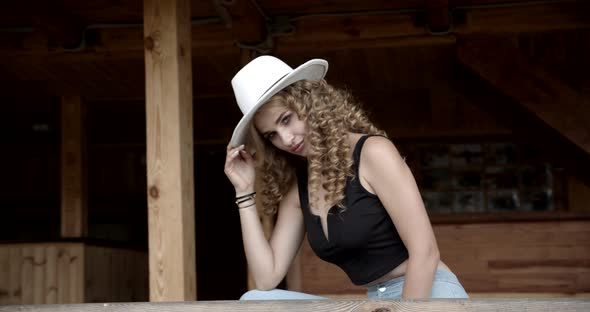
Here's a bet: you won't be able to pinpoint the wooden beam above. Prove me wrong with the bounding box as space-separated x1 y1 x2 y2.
1 1 588 57
456 35 590 155
425 0 450 34
454 51 590 187
219 0 268 45
455 1 590 34
60 96 88 238
2 298 590 311
143 0 196 301
29 1 86 49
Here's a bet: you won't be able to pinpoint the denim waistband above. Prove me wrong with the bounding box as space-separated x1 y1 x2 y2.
366 268 460 292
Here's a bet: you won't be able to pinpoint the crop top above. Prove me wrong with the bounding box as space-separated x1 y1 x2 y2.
297 135 409 285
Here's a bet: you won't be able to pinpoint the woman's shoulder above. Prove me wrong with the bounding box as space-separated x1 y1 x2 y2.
360 135 396 153
359 135 403 167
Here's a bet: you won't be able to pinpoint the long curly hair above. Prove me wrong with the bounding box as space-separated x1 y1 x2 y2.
247 80 386 215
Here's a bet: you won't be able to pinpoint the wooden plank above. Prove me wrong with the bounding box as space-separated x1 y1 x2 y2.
143 0 196 301
69 245 84 303
32 247 44 304
29 1 86 49
220 0 268 44
1 298 590 312
425 0 450 33
568 176 590 213
2 1 588 57
60 96 88 238
9 247 23 304
297 221 590 295
56 246 69 303
0 247 10 304
44 246 57 304
84 246 108 303
456 35 590 156
455 1 590 34
21 247 34 304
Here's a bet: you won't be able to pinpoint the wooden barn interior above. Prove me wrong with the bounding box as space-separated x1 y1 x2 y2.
1 0 589 306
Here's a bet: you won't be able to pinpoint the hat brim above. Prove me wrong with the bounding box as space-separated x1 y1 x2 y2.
229 59 328 147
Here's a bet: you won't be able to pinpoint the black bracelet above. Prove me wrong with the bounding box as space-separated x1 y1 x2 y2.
236 191 256 200
236 196 255 205
238 201 256 209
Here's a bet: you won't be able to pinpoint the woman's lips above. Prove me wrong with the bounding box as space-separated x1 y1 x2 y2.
292 141 303 153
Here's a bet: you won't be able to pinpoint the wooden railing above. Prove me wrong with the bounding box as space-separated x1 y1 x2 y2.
0 299 589 312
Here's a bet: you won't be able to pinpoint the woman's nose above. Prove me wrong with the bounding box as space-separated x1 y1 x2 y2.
278 131 293 146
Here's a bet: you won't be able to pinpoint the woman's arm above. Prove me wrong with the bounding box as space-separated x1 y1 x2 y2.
238 182 306 290
224 144 305 290
360 136 440 298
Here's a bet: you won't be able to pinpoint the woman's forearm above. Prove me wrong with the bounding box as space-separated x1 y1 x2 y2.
401 249 440 298
238 205 282 290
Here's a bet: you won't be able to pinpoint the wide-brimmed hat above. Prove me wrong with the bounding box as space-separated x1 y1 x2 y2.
229 55 328 146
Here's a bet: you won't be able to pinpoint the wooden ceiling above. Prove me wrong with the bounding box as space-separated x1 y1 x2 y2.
0 0 588 101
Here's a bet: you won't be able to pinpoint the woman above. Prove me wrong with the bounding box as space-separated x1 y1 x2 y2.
224 55 468 299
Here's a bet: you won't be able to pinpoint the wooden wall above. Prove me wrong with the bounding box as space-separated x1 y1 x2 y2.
297 220 590 296
0 243 147 305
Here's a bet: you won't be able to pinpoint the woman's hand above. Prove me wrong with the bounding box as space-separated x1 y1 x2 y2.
224 144 256 195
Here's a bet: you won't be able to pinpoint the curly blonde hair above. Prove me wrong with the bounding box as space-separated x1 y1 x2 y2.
247 80 386 215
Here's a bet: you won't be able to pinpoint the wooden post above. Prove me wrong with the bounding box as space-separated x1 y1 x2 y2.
60 96 88 238
143 0 196 301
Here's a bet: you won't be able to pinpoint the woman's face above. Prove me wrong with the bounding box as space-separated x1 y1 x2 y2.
254 103 308 157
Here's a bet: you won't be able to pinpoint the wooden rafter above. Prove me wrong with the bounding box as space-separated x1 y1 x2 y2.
1 1 588 57
217 0 268 45
457 35 590 156
425 0 450 34
29 2 86 49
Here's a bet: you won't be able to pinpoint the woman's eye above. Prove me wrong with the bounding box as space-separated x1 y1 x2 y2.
281 115 290 124
267 133 276 141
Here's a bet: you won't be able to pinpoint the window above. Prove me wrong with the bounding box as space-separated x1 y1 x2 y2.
401 142 554 215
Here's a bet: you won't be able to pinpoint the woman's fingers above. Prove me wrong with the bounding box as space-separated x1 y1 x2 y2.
224 145 248 171
238 149 254 163
225 145 243 160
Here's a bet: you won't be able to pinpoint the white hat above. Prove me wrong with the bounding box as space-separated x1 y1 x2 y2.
229 55 328 146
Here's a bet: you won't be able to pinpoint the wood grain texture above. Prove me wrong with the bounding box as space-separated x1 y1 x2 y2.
1 298 589 312
84 246 148 303
0 244 84 305
60 96 88 238
298 221 590 295
144 0 196 301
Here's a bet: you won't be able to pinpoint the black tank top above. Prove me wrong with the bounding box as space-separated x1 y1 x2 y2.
297 135 409 285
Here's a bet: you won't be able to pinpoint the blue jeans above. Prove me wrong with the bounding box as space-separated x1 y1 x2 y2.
240 268 468 300
366 268 469 299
